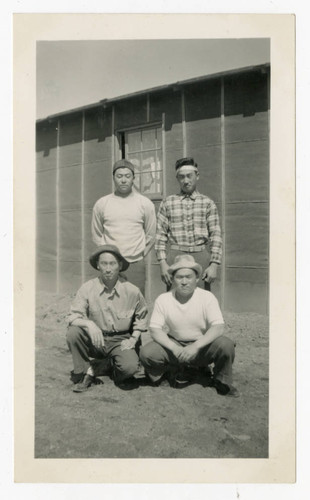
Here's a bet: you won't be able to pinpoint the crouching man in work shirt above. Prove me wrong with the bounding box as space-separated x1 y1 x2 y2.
66 245 148 392
91 159 156 295
139 254 239 397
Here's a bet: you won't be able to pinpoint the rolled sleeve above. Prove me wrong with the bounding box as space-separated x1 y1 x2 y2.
66 286 89 326
132 291 148 333
149 298 166 330
206 294 224 327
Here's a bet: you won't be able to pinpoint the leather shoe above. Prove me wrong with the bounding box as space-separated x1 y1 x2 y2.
214 380 240 398
72 374 104 393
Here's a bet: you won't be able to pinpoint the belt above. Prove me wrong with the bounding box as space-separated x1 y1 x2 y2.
101 330 129 337
170 244 206 253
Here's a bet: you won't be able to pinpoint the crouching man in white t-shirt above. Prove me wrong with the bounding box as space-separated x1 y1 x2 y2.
139 254 239 397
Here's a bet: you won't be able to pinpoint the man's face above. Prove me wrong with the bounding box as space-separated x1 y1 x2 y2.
113 167 135 195
173 268 199 297
97 252 120 283
176 169 199 195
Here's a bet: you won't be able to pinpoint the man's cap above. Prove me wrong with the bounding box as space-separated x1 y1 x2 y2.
113 159 135 175
175 157 198 171
89 244 129 271
168 254 202 278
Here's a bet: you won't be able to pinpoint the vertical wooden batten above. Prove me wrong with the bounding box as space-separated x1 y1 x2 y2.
162 112 166 198
111 105 115 191
181 90 187 157
56 118 60 293
220 77 226 309
81 111 85 284
144 93 151 302
146 93 150 123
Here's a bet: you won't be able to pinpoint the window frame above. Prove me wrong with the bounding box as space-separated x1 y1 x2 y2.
116 121 164 201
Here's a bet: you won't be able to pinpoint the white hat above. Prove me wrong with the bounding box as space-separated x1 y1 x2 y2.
168 254 202 278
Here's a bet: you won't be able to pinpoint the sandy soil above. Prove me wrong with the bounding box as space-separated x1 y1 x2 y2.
35 291 268 459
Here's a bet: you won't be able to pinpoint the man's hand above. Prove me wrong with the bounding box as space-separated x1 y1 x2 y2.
120 337 137 351
160 260 172 287
85 321 104 349
170 343 184 360
202 262 218 285
177 343 200 363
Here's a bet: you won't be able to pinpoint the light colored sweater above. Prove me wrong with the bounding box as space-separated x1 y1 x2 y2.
91 191 156 262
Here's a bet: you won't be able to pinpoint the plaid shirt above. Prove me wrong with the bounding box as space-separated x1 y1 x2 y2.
155 190 222 264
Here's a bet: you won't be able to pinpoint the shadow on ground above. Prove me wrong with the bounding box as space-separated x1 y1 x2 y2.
35 292 269 458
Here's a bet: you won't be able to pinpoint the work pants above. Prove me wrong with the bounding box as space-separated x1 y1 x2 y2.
139 335 235 386
121 258 145 296
66 326 140 384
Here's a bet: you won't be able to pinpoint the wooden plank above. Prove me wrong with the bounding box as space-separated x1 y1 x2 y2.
184 79 221 147
81 112 86 284
59 210 82 263
224 72 269 143
225 202 269 268
226 140 269 202
83 160 112 209
59 260 84 293
36 122 58 171
149 89 182 122
224 267 268 314
220 76 226 310
181 90 187 156
36 212 57 261
59 165 82 211
36 169 56 212
58 114 83 168
36 259 57 293
84 108 113 164
114 95 147 129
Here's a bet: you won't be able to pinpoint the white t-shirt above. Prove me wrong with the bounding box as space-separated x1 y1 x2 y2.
150 287 224 342
91 191 156 262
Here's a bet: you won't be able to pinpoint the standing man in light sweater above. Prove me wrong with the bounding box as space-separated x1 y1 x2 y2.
91 159 156 296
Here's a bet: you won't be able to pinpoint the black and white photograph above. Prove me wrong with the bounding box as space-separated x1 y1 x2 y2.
13 13 295 484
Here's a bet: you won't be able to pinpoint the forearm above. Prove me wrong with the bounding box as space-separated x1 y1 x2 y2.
131 330 142 341
71 317 98 330
144 238 155 256
193 324 225 351
150 327 178 352
207 204 222 264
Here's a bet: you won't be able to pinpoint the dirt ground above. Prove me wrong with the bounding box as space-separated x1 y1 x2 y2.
35 291 269 459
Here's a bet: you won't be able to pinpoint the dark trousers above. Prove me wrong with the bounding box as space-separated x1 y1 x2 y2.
66 326 140 384
139 335 235 386
121 259 146 295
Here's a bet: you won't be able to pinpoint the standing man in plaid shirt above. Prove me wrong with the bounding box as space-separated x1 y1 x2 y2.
155 157 222 290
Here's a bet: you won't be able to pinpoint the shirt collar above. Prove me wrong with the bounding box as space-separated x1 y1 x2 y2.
180 189 199 200
97 276 121 296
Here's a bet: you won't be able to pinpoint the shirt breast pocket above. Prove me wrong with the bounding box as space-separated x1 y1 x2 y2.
116 309 135 331
89 305 102 322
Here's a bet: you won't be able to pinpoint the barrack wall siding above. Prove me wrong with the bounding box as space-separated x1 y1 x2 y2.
36 66 269 313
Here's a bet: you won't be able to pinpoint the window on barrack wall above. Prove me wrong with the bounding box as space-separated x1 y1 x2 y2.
120 125 163 199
